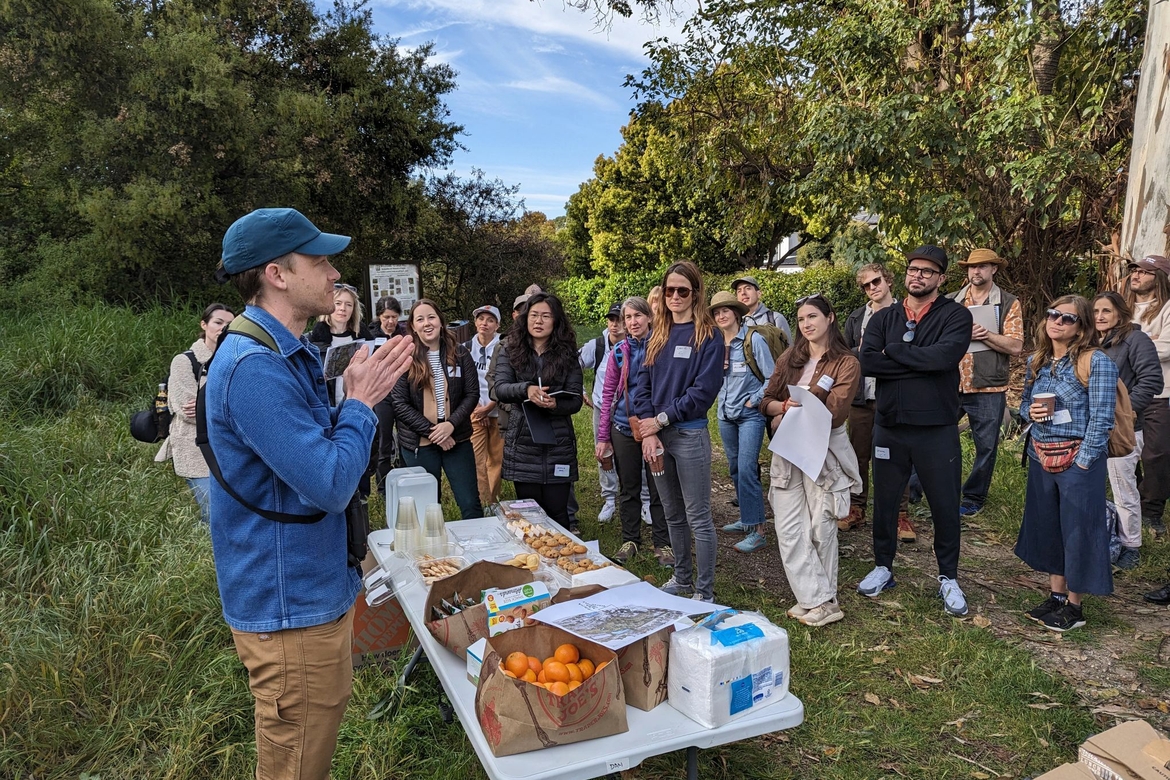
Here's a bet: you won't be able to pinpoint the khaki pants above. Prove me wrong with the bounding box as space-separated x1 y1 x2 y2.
471 417 503 507
769 456 841 608
231 608 355 780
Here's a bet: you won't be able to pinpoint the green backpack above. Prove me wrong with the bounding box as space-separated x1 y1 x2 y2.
742 324 788 381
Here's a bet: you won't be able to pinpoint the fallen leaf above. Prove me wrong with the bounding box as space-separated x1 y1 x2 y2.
866 645 891 652
971 772 990 779
1039 738 1049 748
823 746 841 757
1136 698 1163 710
918 675 944 684
1027 702 1062 710
872 656 888 665
1028 692 1053 700
864 692 881 706
972 615 992 629
878 601 904 609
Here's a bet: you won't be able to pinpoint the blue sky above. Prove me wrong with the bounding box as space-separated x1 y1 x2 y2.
367 1 692 217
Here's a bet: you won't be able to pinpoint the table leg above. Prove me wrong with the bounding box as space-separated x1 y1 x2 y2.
687 746 698 780
399 644 427 688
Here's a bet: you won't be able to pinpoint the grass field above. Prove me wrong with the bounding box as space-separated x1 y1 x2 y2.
1 305 1166 779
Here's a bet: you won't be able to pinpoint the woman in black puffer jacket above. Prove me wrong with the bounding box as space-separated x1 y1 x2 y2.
391 299 482 519
492 292 584 531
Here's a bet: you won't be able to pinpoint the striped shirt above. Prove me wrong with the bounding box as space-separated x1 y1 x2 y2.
427 350 447 420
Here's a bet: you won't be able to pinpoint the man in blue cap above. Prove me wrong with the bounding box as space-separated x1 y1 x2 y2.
205 208 413 780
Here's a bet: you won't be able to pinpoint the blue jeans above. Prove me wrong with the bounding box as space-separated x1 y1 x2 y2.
718 411 767 527
402 439 482 520
959 392 1006 506
653 426 718 600
186 477 211 524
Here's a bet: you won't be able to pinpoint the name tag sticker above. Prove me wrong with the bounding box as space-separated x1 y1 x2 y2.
554 464 570 478
449 367 461 378
1053 409 1072 425
732 361 748 374
817 375 835 391
674 345 693 359
874 447 890 460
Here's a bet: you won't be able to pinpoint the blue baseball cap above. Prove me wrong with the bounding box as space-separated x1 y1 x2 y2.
220 208 351 275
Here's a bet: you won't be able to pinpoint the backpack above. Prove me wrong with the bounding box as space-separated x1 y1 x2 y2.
742 324 788 382
129 351 201 443
1074 350 1137 458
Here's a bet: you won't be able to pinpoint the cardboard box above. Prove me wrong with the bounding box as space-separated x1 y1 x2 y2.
352 550 413 668
1037 764 1098 779
485 582 551 636
1079 720 1170 780
467 637 489 686
425 561 534 659
474 624 629 756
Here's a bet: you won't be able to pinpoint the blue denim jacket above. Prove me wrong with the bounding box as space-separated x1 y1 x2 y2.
1021 350 1118 469
717 327 773 422
205 305 374 632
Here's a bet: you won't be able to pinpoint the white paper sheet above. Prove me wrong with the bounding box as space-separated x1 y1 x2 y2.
531 581 724 650
767 385 832 481
966 305 997 353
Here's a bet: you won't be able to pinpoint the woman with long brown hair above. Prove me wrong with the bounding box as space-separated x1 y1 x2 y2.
390 299 482 519
1016 295 1118 632
760 294 861 626
631 261 725 602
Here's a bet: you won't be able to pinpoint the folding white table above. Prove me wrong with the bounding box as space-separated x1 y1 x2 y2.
370 517 804 780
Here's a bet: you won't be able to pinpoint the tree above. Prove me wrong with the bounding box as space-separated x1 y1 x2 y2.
0 0 461 307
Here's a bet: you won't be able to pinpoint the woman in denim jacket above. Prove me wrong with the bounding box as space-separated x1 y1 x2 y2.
1017 295 1118 632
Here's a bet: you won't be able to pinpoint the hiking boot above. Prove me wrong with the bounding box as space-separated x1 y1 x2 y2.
1144 514 1166 538
654 546 676 567
897 513 917 543
959 501 983 518
937 576 968 617
858 566 896 598
1041 602 1086 633
798 602 844 627
1026 593 1067 623
641 502 652 525
838 506 865 531
734 529 768 553
613 541 638 564
598 501 616 524
786 604 809 619
1143 583 1170 606
722 520 752 533
661 576 693 597
1115 546 1140 571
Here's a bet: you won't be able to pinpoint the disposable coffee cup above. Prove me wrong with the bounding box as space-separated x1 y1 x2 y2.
1034 393 1056 420
599 453 614 472
649 446 665 477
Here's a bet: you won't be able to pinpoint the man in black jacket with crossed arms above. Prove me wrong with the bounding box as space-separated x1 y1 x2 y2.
859 245 973 617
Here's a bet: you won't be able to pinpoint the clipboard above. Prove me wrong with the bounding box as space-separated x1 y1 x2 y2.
521 391 578 445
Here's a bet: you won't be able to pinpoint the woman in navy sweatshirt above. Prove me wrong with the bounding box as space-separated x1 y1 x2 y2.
632 261 725 602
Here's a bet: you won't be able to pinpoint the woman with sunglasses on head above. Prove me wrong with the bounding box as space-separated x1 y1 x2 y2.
760 294 861 626
491 292 584 530
1093 291 1163 570
310 283 373 404
1017 296 1118 632
390 299 482 519
632 261 725 602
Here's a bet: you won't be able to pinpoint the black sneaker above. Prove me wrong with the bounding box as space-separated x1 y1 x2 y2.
1040 603 1086 633
1025 593 1067 623
1115 547 1140 570
1144 514 1166 538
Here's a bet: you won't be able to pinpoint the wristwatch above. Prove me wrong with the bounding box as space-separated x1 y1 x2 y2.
656 412 670 430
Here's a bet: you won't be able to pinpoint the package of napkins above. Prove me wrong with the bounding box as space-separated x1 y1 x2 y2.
667 609 789 729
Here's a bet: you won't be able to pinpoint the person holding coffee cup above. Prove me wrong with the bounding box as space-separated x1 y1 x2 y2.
596 296 672 566
1016 295 1118 632
632 261 725 603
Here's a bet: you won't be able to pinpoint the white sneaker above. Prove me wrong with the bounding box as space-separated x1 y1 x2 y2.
798 602 844 627
786 604 809 619
641 502 652 525
598 501 616 524
857 566 896 598
938 576 968 617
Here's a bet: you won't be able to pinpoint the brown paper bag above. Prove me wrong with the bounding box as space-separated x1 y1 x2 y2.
475 624 628 756
352 550 414 668
549 583 671 711
425 561 533 659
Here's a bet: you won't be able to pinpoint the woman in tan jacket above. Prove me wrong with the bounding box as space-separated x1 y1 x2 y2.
155 303 235 523
760 294 861 627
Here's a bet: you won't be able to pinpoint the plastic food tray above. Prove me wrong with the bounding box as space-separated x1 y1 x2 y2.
413 554 471 585
448 522 513 550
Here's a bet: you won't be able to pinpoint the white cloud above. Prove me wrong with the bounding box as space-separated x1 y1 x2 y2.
502 75 616 109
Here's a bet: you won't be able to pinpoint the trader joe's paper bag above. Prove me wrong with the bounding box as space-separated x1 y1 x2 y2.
425 561 533 659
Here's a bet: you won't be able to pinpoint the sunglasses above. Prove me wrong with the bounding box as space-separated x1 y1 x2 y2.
334 283 358 293
860 277 885 290
903 319 918 342
1046 309 1080 326
664 286 693 299
795 292 824 307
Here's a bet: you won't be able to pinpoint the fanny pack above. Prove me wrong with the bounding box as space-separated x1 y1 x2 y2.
1032 438 1081 474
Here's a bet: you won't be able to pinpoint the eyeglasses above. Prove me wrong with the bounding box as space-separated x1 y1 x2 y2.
334 283 358 293
860 277 885 290
664 286 692 299
795 293 824 307
1046 309 1080 326
1130 268 1155 278
528 312 553 323
906 266 941 279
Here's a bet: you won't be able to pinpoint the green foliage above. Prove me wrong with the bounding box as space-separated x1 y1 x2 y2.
0 0 460 309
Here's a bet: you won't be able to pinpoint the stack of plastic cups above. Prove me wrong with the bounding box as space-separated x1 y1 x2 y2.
395 497 421 556
422 502 446 555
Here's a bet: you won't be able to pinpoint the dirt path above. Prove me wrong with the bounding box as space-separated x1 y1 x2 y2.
706 472 1170 730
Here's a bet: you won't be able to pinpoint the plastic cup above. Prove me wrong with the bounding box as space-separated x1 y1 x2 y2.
599 453 614 472
1034 393 1056 421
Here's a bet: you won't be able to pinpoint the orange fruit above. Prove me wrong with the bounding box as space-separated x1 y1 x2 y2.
554 643 580 665
503 669 517 678
526 656 542 674
565 663 583 683
568 680 582 691
504 651 529 678
577 659 595 679
544 661 570 683
595 660 609 673
543 656 557 670
537 669 547 683
548 681 569 697
521 669 537 683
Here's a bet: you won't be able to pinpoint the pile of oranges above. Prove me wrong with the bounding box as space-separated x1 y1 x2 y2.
500 643 604 697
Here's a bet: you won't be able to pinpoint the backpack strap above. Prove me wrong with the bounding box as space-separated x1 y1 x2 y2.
196 315 326 525
1073 349 1096 388
184 350 203 382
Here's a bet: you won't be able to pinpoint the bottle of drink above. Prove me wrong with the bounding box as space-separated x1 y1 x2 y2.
155 383 169 415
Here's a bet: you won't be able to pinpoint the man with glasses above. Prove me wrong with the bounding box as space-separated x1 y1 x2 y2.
842 264 913 537
732 274 793 342
1124 255 1170 538
948 249 1024 518
858 245 973 617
